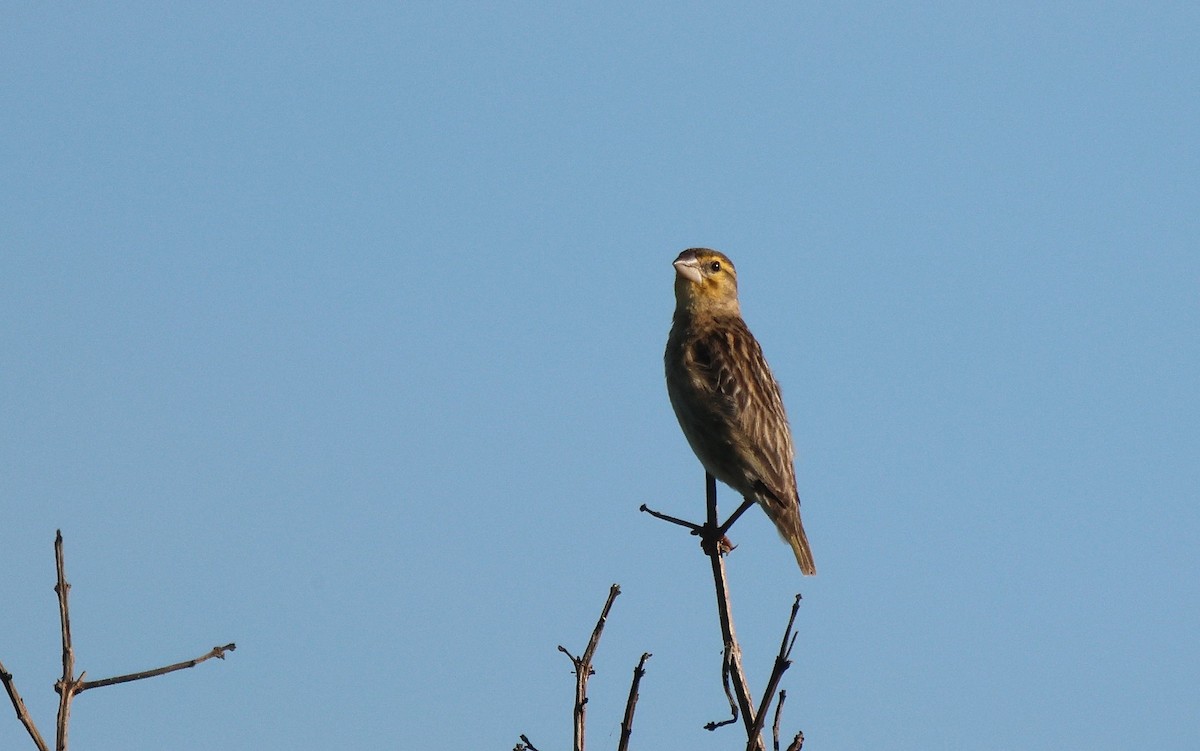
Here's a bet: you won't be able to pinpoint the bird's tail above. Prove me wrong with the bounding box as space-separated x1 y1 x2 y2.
766 503 816 576
785 517 817 576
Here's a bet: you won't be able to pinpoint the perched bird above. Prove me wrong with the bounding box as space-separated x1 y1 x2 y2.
664 248 816 575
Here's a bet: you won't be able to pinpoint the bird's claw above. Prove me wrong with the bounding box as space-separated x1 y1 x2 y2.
698 524 736 557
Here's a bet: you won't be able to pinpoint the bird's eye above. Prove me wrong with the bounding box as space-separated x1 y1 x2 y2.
710 261 721 272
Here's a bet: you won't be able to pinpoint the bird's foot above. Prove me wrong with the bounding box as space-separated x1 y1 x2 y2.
698 523 737 557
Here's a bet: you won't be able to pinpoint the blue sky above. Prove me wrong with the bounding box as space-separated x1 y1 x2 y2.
2 3 1197 749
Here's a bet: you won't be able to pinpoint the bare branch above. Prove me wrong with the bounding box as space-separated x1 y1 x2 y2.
77 644 237 693
640 496 753 543
558 584 621 751
54 530 78 751
708 548 759 744
702 649 739 731
0 660 50 751
617 652 651 751
772 690 786 751
514 734 541 751
644 476 769 749
746 595 803 750
0 531 236 751
638 504 702 533
644 471 813 749
701 474 763 750
582 585 620 669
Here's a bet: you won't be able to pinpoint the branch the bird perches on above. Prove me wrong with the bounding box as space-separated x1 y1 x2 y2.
517 471 806 750
642 473 804 751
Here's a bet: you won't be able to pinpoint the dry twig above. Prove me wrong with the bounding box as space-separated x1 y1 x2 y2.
703 648 740 731
617 652 652 751
557 583 621 751
77 644 237 693
746 595 802 751
513 733 541 751
54 531 78 751
0 660 49 751
644 474 811 750
772 690 787 751
520 585 656 751
643 474 765 749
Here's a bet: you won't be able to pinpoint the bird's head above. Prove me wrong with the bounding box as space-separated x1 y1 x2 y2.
672 248 740 316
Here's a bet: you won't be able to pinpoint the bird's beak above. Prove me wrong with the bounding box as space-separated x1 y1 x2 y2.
673 255 703 284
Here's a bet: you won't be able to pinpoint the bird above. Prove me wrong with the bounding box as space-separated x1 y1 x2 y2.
664 248 816 575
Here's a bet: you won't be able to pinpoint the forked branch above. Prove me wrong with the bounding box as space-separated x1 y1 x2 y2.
0 531 235 751
557 584 621 751
519 585 654 751
746 594 802 751
643 474 806 750
643 474 763 748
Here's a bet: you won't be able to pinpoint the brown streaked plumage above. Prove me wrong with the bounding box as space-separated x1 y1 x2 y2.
664 248 816 575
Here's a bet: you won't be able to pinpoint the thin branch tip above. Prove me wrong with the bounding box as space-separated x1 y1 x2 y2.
517 734 541 751
640 503 705 534
617 652 653 751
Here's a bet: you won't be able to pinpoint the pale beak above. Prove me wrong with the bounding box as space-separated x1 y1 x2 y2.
673 256 703 284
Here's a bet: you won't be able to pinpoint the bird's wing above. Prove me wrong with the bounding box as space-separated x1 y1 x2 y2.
690 322 799 506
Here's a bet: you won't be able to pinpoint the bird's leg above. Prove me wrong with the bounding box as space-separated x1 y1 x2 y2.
699 526 732 556
699 503 752 556
641 474 746 556
698 473 739 556
717 499 756 538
